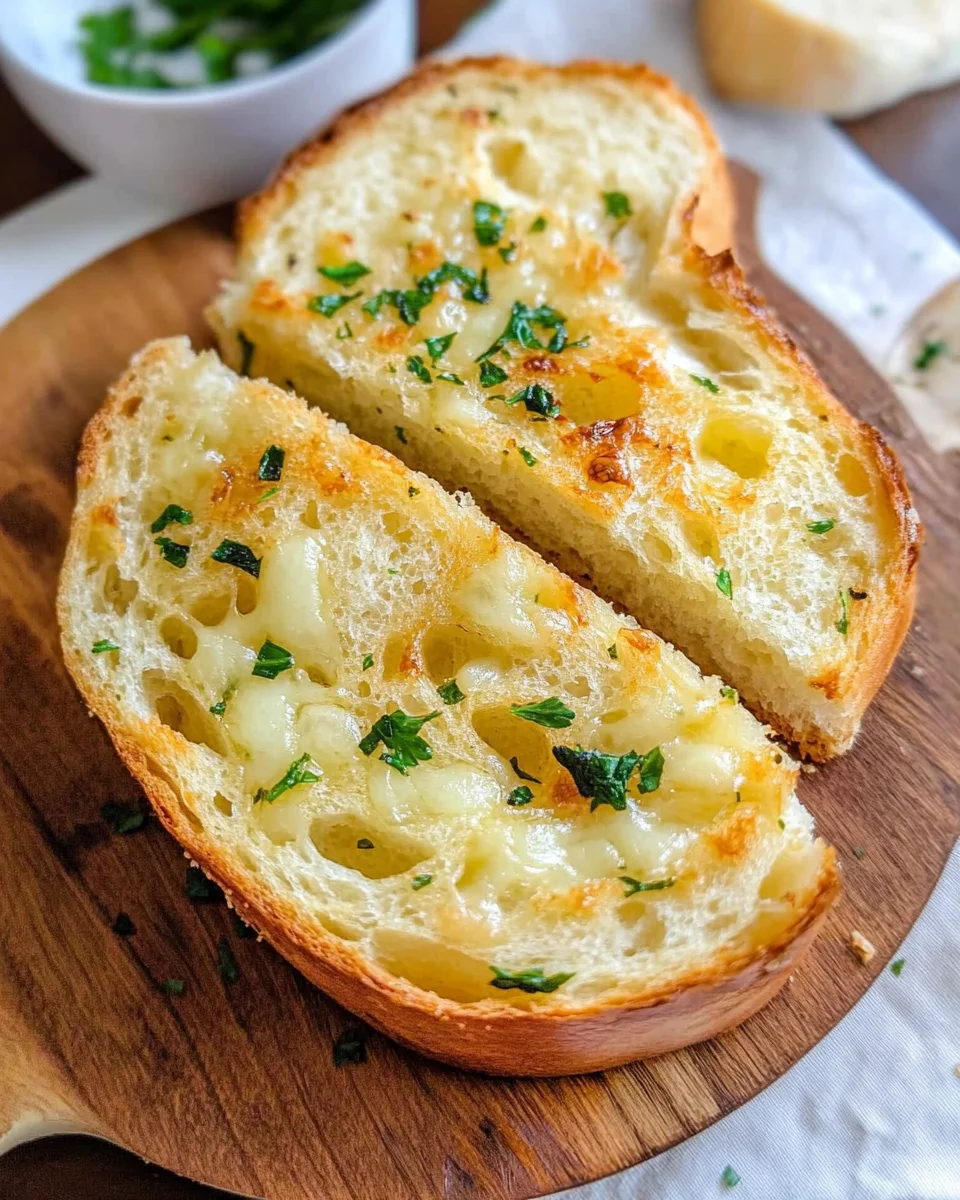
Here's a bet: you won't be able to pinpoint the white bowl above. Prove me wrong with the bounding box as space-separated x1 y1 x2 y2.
0 0 415 207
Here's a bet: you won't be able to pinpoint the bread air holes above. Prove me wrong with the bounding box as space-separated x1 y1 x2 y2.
837 453 871 497
160 614 198 660
235 572 258 615
103 564 139 616
381 511 414 544
145 672 226 756
190 591 232 627
699 414 773 479
421 624 510 686
681 516 721 563
372 929 493 1003
309 817 432 880
486 137 541 196
561 371 643 426
472 706 553 793
300 500 322 529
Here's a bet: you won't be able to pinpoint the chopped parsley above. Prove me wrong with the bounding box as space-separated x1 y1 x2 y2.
257 486 280 503
425 333 456 361
412 874 433 890
530 215 547 232
477 301 572 360
837 588 850 635
318 261 370 286
406 355 432 384
778 818 786 831
552 744 663 811
210 682 236 718
914 339 948 370
503 382 560 418
473 199 507 246
252 639 294 679
690 373 720 393
238 331 255 377
336 322 353 339
154 537 189 568
853 846 867 860
362 653 374 671
160 978 185 996
364 261 489 326
807 518 835 534
258 444 285 481
150 503 193 533
333 1028 366 1066
890 957 905 977
507 786 534 807
358 709 440 774
437 372 465 385
437 678 466 705
620 876 675 896
498 242 518 263
509 756 541 783
716 568 733 599
186 865 224 902
603 191 632 219
720 685 738 702
233 914 256 939
721 1165 741 1189
307 291 361 317
217 936 239 984
356 837 374 850
489 966 574 994
518 447 537 466
101 801 147 834
408 486 420 497
479 360 509 388
509 697 575 728
112 911 135 936
92 638 120 654
608 644 618 659
254 753 320 804
395 425 408 444
211 539 261 578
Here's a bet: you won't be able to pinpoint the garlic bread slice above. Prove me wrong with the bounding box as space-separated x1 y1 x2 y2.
210 56 919 760
59 338 837 1075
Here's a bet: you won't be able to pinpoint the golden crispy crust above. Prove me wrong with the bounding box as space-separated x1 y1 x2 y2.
58 344 840 1076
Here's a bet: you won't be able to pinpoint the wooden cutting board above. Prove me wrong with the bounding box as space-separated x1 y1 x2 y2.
0 165 957 1200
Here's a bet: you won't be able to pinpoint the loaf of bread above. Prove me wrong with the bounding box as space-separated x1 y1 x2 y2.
698 0 960 117
57 338 837 1074
209 56 920 759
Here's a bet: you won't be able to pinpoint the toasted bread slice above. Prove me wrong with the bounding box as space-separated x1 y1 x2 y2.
209 57 919 760
58 339 837 1075
698 0 960 117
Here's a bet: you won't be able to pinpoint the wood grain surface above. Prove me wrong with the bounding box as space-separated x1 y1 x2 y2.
0 163 956 1200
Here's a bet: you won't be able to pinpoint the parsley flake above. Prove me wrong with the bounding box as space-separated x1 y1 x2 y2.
518 447 537 466
217 935 239 984
507 786 534 807
437 372 466 385
257 486 280 504
92 638 119 654
690 373 720 393
498 242 518 263
307 291 361 317
358 709 440 774
254 754 320 804
479 360 509 388
489 966 573 993
362 653 374 671
509 756 541 783
807 518 835 535
364 262 489 326
437 678 466 705
408 485 420 497
721 1165 741 1189
233 914 256 939
853 846 867 860
160 978 185 996
258 444 285 482
503 382 560 418
211 539 261 577
318 261 370 286
252 639 294 679
150 504 193 534
356 837 374 850
553 744 663 811
186 865 224 903
425 333 456 361
720 685 738 702
607 644 618 660
406 355 432 384
890 957 905 977
238 331 255 377
210 682 236 718
716 568 733 599
620 876 675 896
914 339 948 370
333 1028 366 1066
112 911 135 936
474 199 507 246
477 301 571 360
603 191 632 219
336 322 353 339
395 425 408 444
154 537 189 568
101 801 147 835
509 697 575 728
530 215 547 232
412 874 433 890
837 588 850 635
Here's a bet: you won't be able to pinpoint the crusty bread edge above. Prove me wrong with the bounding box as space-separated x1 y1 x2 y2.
57 340 840 1076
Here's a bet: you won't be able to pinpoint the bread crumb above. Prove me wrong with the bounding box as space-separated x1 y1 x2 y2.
954 1064 960 1079
850 930 876 965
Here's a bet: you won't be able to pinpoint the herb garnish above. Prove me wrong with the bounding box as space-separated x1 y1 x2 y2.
509 756 541 783
552 744 663 810
319 261 370 286
258 444 285 481
154 537 189 568
503 383 560 419
437 679 466 705
252 639 294 679
151 503 193 533
690 373 720 393
356 838 374 850
620 876 675 896
477 301 572 360
716 568 733 599
721 1165 741 1189
507 786 534 807
720 685 738 702
92 638 120 654
530 215 547 232
112 911 135 936
479 360 509 388
333 1028 366 1066
186 865 224 903
489 966 574 993
498 242 518 263
425 333 456 362
509 697 575 728
518 447 537 466
603 191 632 219
437 372 466 385
307 291 361 317
362 653 374 671
364 262 489 326
210 682 236 718
914 339 948 370
474 200 507 246
407 355 432 384
238 331 255 377
211 539 261 578
412 874 433 890
160 978 185 996
837 589 850 635
608 644 618 659
358 709 440 774
395 425 408 444
254 753 320 804
408 486 420 497
217 936 239 984
890 957 905 977
336 322 353 339
807 518 835 534
853 846 867 860
78 8 171 88
233 914 256 939
101 801 147 834
257 485 280 504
